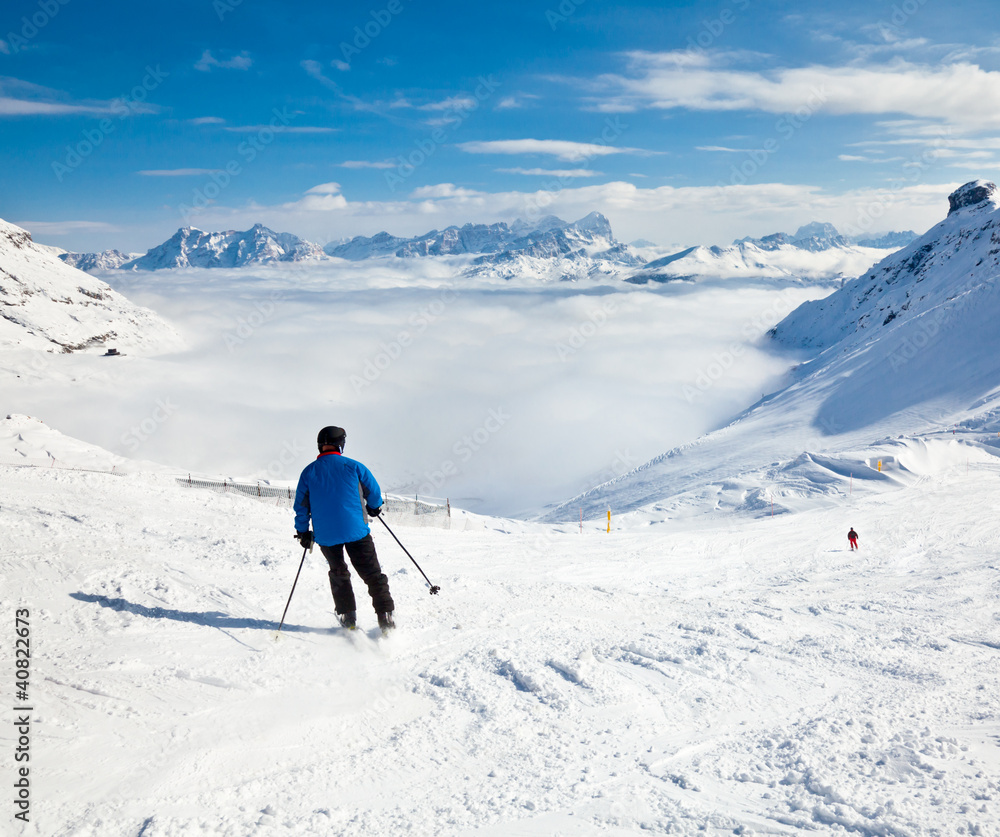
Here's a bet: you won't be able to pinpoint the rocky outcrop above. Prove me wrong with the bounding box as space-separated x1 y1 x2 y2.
947 180 998 215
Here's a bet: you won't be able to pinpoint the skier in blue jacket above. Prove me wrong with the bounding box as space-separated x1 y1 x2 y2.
294 426 395 632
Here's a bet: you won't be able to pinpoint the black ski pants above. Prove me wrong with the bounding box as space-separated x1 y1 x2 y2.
320 534 394 615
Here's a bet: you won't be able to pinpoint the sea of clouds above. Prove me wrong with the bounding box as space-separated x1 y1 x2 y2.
5 258 832 516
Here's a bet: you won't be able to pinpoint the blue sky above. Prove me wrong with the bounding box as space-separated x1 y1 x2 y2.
3 0 1000 251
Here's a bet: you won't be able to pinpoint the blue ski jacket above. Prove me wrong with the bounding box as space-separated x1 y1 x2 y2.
293 451 383 546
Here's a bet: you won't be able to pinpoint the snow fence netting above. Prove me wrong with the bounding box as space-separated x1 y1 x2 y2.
174 477 456 529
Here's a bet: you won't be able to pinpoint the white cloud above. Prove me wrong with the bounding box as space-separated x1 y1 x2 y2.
194 50 253 72
409 184 485 199
696 146 748 153
0 78 158 117
946 160 1000 171
301 195 349 211
288 191 348 211
0 97 111 116
593 51 1000 132
420 95 478 112
14 220 122 236
0 39 9 55
223 125 336 134
497 167 601 178
842 27 932 58
457 139 647 162
138 169 224 176
301 59 383 113
941 44 1000 62
302 59 332 85
932 148 994 159
189 116 226 125
332 59 350 71
339 160 397 169
304 182 342 195
495 94 541 110
851 135 1000 149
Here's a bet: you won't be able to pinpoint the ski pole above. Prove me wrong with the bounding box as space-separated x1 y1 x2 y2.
276 545 309 637
377 515 441 594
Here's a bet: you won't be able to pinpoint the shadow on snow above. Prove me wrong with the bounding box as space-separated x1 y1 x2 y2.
69 592 331 635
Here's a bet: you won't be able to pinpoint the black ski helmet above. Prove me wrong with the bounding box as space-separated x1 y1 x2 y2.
317 425 346 452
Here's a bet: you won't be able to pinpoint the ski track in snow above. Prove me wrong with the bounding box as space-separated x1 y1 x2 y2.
1 458 997 836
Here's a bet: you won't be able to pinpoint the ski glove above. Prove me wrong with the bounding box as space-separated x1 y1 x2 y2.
295 530 314 550
366 505 382 518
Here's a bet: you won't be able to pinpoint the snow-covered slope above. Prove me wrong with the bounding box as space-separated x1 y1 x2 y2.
126 224 323 270
0 219 180 353
547 181 1000 522
0 412 143 470
772 180 1000 351
59 249 140 272
1 422 997 835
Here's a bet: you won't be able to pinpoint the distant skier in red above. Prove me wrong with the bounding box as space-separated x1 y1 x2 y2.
848 527 859 551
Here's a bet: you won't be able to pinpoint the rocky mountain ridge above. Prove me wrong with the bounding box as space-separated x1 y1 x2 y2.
50 214 918 285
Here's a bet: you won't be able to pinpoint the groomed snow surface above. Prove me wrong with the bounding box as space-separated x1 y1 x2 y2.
2 437 997 836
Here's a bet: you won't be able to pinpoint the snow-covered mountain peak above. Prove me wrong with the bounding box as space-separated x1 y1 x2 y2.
947 179 998 216
734 222 849 253
509 214 567 236
793 221 840 241
0 218 33 250
125 224 323 270
568 211 613 237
